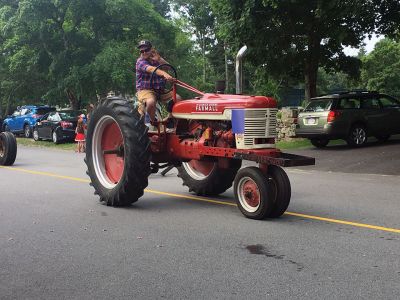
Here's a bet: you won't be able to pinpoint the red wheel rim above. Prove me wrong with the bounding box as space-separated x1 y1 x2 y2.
242 180 260 207
101 121 124 184
188 160 213 176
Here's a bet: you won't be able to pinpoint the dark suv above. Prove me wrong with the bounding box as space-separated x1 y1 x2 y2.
295 91 400 147
2 105 56 138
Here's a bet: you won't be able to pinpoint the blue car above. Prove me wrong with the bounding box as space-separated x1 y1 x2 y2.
2 105 56 138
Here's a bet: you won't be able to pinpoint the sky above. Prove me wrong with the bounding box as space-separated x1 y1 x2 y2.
343 34 384 56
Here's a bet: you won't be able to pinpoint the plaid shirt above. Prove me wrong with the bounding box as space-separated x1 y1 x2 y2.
136 58 165 91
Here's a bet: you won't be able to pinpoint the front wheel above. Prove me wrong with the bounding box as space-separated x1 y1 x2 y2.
0 132 17 166
52 130 60 144
267 165 291 218
33 128 40 141
85 97 151 206
24 125 32 138
234 167 274 220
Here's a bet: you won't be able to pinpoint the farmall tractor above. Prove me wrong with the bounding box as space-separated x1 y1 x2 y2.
85 46 314 219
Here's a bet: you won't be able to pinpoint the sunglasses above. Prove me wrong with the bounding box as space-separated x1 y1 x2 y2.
140 48 151 54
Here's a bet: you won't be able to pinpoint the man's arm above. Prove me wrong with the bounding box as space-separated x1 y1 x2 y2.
145 64 173 81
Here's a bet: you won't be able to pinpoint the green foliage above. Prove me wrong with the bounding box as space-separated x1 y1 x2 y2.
250 66 281 101
210 0 383 101
0 0 193 115
361 38 400 97
317 68 361 95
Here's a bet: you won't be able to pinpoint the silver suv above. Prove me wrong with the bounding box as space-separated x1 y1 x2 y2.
295 91 400 147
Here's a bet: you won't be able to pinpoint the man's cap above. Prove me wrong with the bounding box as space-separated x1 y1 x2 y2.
137 40 152 49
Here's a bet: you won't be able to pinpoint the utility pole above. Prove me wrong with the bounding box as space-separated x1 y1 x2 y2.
224 42 229 92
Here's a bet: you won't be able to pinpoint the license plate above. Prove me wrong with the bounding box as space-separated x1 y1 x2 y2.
306 118 316 125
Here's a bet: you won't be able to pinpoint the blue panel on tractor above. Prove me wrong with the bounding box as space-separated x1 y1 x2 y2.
232 109 245 134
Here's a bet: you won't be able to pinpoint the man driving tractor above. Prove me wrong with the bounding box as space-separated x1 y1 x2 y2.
135 40 179 124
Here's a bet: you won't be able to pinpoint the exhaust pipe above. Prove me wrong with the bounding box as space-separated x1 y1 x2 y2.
235 45 248 94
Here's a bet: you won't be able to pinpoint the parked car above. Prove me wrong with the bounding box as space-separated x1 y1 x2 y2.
2 105 56 138
33 110 81 144
295 91 400 147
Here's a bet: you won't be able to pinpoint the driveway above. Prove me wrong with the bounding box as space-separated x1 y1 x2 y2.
288 135 400 175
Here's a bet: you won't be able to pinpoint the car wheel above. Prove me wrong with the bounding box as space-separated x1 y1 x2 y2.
375 134 390 142
347 124 367 147
24 124 32 138
310 138 329 148
33 128 40 141
52 130 60 144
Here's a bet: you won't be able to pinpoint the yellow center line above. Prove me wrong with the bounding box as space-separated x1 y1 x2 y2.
2 165 400 234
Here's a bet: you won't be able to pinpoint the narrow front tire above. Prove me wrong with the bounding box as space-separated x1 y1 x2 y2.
234 167 274 220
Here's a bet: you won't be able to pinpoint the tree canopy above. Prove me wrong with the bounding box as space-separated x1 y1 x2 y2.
209 0 391 101
361 39 400 97
0 0 194 112
1 0 399 116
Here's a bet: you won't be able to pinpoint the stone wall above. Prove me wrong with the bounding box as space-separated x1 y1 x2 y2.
276 107 299 141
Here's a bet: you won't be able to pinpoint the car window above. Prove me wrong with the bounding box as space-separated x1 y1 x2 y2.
304 99 332 112
59 111 80 120
379 96 400 108
41 113 50 121
48 113 61 122
361 98 380 109
36 107 56 115
338 98 360 109
12 110 21 117
47 112 57 121
20 108 29 115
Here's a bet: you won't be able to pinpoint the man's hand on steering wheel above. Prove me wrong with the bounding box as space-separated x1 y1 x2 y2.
161 71 174 82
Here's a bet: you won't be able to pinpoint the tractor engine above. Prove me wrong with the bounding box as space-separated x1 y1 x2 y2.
172 94 278 150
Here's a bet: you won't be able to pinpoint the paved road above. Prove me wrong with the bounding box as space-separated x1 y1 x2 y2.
1 145 399 299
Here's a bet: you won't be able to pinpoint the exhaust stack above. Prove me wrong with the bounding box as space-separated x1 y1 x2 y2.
235 45 248 94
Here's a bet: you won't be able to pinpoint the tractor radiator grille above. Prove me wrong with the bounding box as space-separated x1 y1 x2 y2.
239 108 277 148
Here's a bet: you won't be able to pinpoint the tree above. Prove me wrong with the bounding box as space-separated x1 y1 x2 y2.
361 39 400 97
0 0 194 114
173 0 217 84
210 0 380 102
149 0 171 18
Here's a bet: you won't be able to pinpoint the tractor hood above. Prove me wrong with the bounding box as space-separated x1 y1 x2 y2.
172 93 277 120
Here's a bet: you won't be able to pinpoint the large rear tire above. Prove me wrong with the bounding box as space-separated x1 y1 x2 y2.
85 97 151 206
0 132 17 166
177 159 241 196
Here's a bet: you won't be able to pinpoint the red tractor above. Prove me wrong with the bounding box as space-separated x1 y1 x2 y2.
85 46 314 219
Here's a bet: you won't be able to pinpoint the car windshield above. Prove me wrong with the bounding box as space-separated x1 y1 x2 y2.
304 99 332 112
58 111 80 120
36 107 55 115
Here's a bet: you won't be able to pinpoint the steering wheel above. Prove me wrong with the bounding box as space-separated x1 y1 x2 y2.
150 63 177 95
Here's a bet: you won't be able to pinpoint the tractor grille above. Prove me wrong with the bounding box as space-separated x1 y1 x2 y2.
242 108 277 148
